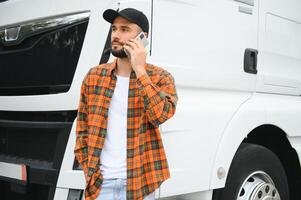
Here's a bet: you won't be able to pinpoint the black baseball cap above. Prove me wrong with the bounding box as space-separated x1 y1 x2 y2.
103 8 149 33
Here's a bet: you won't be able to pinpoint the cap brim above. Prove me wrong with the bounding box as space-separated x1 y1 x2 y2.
103 9 135 24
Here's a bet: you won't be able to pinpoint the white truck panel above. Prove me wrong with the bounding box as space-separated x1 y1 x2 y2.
151 0 258 197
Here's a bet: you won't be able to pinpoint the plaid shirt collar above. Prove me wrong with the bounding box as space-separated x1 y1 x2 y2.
107 58 147 79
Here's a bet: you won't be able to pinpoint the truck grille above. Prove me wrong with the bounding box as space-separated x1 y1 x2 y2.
0 110 77 200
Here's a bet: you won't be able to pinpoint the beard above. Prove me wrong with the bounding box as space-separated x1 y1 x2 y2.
111 48 127 58
111 42 127 58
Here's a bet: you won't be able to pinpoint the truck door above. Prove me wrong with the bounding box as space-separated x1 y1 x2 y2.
150 0 258 198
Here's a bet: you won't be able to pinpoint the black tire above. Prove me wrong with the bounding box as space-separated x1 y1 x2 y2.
213 143 289 200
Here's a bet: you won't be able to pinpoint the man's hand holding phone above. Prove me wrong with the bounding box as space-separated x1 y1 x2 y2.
123 32 149 78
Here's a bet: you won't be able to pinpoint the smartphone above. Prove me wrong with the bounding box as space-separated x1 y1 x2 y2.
135 32 149 47
123 32 149 57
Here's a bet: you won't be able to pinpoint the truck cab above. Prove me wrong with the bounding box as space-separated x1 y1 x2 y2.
0 0 301 200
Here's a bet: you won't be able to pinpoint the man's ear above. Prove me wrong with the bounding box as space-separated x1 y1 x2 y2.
144 32 148 38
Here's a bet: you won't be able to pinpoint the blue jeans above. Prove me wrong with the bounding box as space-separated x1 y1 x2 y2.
94 178 156 200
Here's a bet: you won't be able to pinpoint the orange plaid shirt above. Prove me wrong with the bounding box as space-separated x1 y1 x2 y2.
74 59 178 200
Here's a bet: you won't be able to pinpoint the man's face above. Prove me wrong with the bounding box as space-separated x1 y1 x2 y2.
111 16 141 58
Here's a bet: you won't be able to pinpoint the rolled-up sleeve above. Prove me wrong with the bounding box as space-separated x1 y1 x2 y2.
136 70 178 127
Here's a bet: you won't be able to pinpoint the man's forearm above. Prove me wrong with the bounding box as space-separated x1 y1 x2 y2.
136 72 178 127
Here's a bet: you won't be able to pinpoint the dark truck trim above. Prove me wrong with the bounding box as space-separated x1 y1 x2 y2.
0 110 77 200
0 12 90 96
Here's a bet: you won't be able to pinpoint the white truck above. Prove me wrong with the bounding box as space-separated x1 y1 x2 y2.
0 0 301 199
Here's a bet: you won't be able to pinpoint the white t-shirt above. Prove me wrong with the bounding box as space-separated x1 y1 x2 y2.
100 74 130 179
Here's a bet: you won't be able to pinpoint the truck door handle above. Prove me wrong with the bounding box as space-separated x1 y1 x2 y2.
244 48 258 74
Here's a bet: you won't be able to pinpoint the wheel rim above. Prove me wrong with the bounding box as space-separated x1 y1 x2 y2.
237 171 281 200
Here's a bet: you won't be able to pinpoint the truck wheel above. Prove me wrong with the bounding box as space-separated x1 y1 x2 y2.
214 143 289 200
